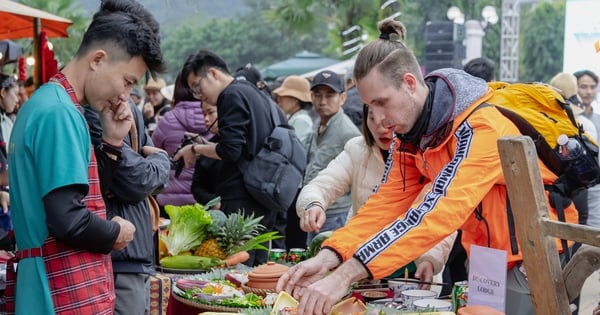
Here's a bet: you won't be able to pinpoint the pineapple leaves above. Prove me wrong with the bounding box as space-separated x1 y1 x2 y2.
229 231 283 254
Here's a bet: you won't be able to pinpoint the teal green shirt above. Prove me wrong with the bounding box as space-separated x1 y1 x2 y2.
8 83 90 314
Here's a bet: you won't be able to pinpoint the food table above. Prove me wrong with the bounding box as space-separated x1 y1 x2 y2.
161 269 457 315
166 293 200 315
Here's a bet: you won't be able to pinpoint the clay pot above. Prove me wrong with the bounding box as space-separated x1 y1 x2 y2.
457 305 505 315
246 261 290 290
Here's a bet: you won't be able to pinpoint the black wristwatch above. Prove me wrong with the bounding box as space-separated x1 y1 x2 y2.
99 141 123 161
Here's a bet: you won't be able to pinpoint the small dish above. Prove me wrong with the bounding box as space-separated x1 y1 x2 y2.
360 290 388 302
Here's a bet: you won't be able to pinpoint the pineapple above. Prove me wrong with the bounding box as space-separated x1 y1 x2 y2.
194 238 227 259
195 210 264 259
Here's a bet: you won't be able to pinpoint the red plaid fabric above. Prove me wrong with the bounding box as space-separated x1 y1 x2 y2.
3 73 115 314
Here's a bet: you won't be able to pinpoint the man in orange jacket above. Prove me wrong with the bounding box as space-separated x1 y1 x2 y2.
276 19 578 315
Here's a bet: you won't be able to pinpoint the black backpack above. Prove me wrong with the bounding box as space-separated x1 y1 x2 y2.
239 100 307 212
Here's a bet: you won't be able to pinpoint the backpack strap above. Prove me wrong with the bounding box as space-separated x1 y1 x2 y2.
505 196 519 255
546 184 573 261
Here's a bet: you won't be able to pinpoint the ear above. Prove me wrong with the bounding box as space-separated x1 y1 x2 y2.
339 91 347 104
402 73 418 93
89 49 108 71
0 88 6 100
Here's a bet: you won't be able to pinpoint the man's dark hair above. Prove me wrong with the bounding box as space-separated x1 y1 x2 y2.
180 50 230 90
75 0 165 77
463 57 495 82
573 69 599 84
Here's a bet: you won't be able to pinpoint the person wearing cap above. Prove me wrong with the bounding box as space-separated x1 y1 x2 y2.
272 75 315 249
143 77 170 132
273 75 314 149
300 70 360 244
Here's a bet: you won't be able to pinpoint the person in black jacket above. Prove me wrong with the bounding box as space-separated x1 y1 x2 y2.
175 49 288 266
191 101 222 207
84 100 170 315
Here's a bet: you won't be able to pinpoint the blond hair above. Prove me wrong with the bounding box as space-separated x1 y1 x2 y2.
354 19 423 88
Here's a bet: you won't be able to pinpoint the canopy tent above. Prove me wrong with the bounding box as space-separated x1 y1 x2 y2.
262 51 339 81
0 0 72 39
300 57 356 80
0 0 72 87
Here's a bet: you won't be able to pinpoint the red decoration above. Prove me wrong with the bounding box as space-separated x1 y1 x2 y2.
40 31 58 84
17 56 26 81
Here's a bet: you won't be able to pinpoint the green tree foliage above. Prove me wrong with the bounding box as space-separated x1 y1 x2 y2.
263 0 501 65
17 0 91 67
264 0 381 58
519 1 565 82
161 12 327 80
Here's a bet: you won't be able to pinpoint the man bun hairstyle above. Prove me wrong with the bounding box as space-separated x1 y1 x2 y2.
77 0 165 77
354 19 423 88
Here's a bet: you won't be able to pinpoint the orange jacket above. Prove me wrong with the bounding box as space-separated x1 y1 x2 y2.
323 86 578 279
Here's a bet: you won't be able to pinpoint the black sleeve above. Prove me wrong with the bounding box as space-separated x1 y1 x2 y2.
191 158 218 205
43 184 120 254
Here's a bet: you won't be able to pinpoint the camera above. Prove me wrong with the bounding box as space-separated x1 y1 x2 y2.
170 135 195 178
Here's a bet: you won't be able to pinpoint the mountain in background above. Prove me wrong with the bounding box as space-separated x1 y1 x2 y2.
80 0 250 29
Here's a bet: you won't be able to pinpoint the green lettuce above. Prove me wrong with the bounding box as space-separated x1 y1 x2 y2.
161 203 213 256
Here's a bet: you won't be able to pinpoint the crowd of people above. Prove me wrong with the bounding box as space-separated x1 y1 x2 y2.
1 0 600 314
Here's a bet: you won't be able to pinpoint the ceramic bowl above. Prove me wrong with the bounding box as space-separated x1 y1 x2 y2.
387 279 419 302
400 289 438 308
413 298 452 311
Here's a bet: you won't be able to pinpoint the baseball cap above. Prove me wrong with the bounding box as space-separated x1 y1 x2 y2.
311 70 344 93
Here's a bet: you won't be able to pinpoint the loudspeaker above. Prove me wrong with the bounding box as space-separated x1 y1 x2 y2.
424 21 465 73
426 21 454 42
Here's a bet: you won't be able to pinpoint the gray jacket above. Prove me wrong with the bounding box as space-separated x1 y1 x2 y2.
84 102 170 274
304 109 361 215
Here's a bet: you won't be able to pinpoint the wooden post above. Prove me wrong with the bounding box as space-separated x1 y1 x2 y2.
497 136 571 314
33 17 41 89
